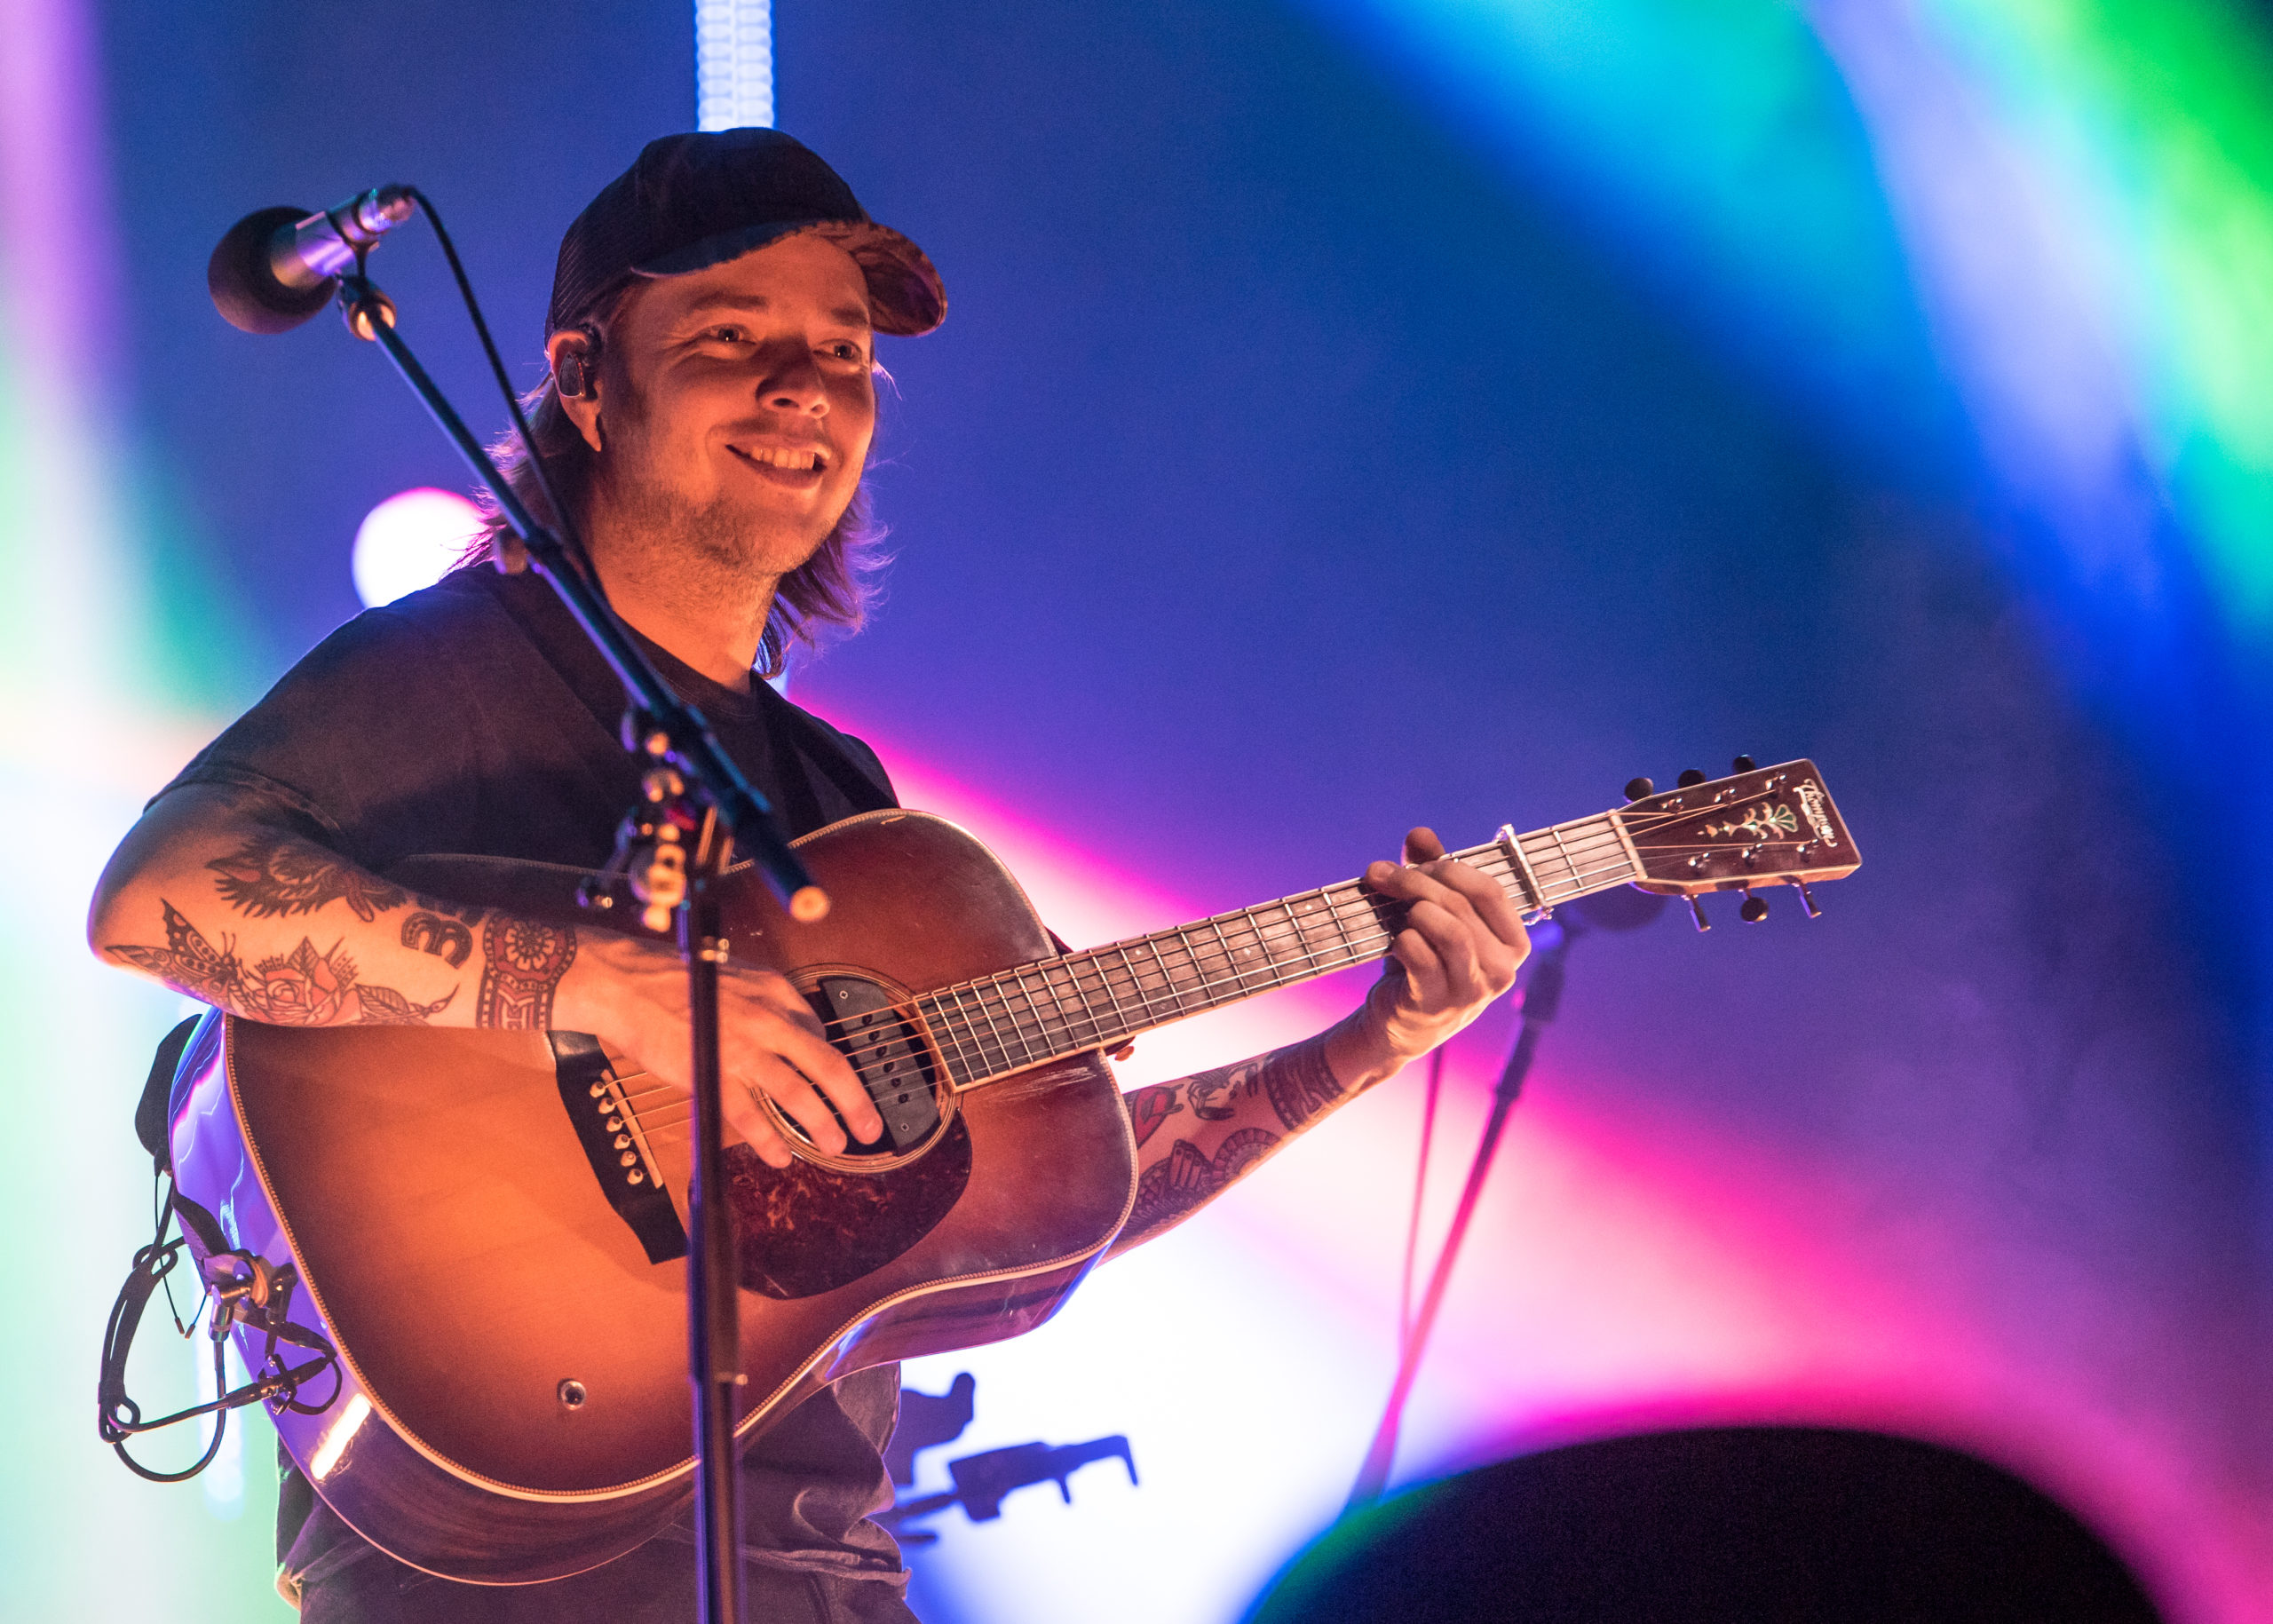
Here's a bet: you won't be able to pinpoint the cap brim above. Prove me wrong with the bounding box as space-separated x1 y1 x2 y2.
633 218 946 337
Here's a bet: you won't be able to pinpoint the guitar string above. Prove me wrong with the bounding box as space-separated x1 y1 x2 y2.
900 838 1655 1062
606 804 1829 1122
614 825 1756 1106
797 801 1790 1054
628 880 1542 1144
623 907 1430 1138
808 827 1619 1053
614 836 1650 1100
614 823 1818 1137
625 881 1532 1152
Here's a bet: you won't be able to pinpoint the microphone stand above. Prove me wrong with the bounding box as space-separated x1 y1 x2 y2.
334 271 821 1624
1343 923 1572 1511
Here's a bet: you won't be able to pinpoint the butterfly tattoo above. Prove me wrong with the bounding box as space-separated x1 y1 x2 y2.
106 901 454 1026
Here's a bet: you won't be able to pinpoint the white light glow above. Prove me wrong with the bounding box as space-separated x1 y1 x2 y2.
309 1392 371 1482
696 0 774 131
350 487 484 609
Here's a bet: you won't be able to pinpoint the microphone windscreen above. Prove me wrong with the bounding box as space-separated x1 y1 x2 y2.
208 206 334 334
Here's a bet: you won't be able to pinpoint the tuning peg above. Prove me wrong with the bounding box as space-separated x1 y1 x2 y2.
1687 897 1711 932
1624 777 1655 801
1739 890 1770 923
1794 879 1822 919
1732 754 1756 773
1676 768 1707 788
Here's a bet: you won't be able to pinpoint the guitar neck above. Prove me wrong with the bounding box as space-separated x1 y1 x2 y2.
915 810 1641 1089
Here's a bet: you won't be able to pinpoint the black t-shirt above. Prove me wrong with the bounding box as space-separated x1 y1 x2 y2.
157 564 909 1606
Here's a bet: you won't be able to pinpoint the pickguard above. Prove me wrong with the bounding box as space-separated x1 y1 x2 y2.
725 1121 973 1300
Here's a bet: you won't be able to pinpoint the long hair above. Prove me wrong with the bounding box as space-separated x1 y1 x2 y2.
463 339 889 680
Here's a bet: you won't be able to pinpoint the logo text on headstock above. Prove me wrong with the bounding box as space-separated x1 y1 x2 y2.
1794 782 1839 848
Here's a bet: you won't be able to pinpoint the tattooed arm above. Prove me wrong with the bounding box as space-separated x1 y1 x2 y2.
87 785 880 1167
1106 828 1528 1256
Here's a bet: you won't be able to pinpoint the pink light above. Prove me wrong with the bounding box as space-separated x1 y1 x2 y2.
821 705 2272 1624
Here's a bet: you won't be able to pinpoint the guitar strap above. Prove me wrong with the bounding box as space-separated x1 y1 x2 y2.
101 1015 343 1484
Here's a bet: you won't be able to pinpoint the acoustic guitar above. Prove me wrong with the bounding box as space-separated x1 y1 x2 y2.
165 759 1857 1583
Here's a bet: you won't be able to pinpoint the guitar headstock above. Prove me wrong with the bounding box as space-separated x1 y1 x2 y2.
1614 759 1859 899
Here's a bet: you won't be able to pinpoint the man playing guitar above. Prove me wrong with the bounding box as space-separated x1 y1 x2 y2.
88 129 1528 1621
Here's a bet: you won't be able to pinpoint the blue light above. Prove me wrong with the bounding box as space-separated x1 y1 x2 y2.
696 0 773 130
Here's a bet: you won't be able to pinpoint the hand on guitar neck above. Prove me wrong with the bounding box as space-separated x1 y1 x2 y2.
1106 827 1529 1256
86 784 884 1168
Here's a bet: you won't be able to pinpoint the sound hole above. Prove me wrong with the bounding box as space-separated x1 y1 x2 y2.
806 976 943 1155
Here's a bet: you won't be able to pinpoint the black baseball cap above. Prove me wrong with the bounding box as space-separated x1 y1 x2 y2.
545 128 946 342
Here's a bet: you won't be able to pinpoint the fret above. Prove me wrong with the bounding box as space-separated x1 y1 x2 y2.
1127 928 1163 1005
1540 824 1579 901
1121 939 1164 1017
1497 824 1546 910
965 982 1018 1077
935 812 1658 1088
1605 810 1645 883
1044 957 1106 1050
940 986 1002 1081
1303 891 1346 960
1265 897 1315 989
1232 907 1271 976
1270 895 1307 974
996 972 1045 1066
1538 817 1624 898
1008 964 1063 1058
969 976 1026 1073
1144 933 1189 1019
1572 816 1638 889
1072 951 1130 1042
1322 882 1361 964
1104 943 1143 1037
1205 916 1243 995
1038 961 1085 1048
1132 937 1178 1019
914 995 974 1088
1263 897 1303 962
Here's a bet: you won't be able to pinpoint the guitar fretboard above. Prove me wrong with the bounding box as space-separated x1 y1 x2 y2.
913 811 1640 1089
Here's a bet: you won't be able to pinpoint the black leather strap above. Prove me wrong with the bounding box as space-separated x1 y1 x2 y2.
134 1016 202 1175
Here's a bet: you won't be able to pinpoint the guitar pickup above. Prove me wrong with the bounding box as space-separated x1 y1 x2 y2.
812 977 941 1153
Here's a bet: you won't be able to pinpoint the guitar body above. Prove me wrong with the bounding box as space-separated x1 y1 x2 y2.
162 758 1859 1587
171 810 1138 1585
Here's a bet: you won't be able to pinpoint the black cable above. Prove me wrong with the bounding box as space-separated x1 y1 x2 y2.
98 1173 341 1483
403 187 597 582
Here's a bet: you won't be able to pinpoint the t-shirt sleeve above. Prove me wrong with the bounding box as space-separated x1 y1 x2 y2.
830 729 897 809
154 604 482 867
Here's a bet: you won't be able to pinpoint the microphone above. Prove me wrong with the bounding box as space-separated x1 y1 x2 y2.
208 186 416 335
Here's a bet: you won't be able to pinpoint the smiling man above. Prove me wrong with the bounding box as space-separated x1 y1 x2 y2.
87 131 1526 1622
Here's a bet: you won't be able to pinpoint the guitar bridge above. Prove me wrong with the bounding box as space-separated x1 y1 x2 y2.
548 1032 686 1265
